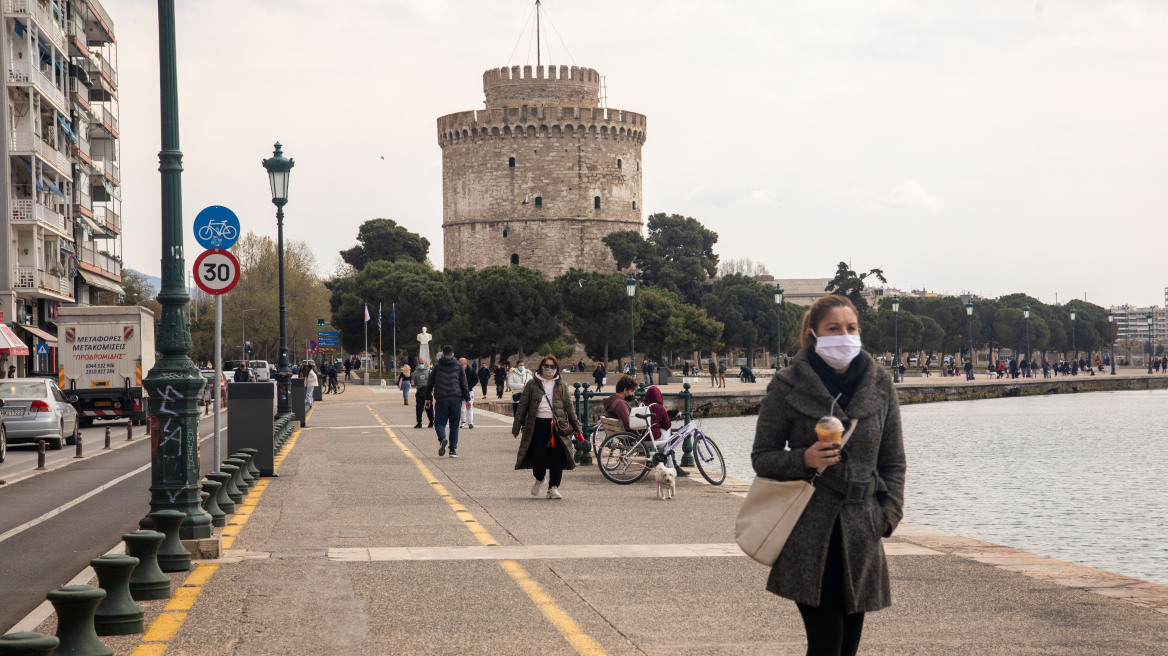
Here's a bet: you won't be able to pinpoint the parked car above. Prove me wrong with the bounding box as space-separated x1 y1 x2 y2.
247 360 272 382
0 379 80 450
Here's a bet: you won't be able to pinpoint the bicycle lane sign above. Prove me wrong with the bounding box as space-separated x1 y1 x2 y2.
193 205 241 250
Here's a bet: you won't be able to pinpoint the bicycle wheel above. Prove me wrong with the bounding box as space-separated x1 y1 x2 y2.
597 433 651 484
197 225 213 240
587 423 605 453
336 381 346 394
691 432 726 485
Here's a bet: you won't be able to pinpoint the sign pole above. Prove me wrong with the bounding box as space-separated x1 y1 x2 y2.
213 294 222 473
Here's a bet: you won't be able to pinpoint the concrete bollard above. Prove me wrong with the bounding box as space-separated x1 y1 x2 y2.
103 426 111 450
199 490 210 509
0 632 60 655
200 479 227 527
126 424 132 441
46 585 113 656
219 464 244 505
148 510 191 572
228 454 255 490
35 441 45 470
122 530 171 601
74 435 83 459
237 447 262 480
90 554 145 635
205 472 236 515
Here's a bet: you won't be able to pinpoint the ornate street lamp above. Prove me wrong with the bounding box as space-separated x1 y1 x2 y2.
774 286 784 370
1108 311 1116 375
1069 305 1077 363
1023 305 1031 377
626 273 637 378
262 143 295 415
142 0 211 539
1147 313 1154 374
892 296 900 383
966 301 974 378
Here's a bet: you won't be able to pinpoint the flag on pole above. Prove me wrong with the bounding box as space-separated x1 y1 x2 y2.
378 303 382 331
364 304 370 324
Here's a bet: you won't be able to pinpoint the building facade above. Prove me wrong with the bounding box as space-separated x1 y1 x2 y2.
1108 304 1167 350
2 0 123 376
438 64 646 278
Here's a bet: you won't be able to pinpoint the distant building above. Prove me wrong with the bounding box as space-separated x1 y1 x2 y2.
1108 305 1167 347
755 278 833 307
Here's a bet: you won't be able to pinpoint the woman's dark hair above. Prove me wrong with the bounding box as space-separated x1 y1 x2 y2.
615 375 638 393
799 294 860 348
540 354 560 371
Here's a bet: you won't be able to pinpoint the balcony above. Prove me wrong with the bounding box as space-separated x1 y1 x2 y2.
86 0 115 42
11 266 74 300
74 187 93 217
72 135 93 166
90 104 118 138
11 198 72 237
68 17 88 57
93 157 119 184
93 205 120 234
6 0 68 52
10 130 72 177
79 245 121 279
77 54 115 95
7 60 67 113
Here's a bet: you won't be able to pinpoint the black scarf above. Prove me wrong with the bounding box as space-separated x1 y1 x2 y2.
807 350 868 410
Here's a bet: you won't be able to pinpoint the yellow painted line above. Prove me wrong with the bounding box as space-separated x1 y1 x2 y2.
165 586 200 611
141 612 186 642
368 406 607 656
130 424 305 654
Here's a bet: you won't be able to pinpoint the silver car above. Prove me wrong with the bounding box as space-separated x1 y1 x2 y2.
0 379 80 450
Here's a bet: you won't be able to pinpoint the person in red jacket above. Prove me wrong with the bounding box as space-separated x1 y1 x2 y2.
644 385 688 476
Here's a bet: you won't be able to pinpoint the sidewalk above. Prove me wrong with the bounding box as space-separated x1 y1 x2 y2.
86 385 1168 655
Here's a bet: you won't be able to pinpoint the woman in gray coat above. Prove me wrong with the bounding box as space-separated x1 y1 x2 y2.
752 295 906 656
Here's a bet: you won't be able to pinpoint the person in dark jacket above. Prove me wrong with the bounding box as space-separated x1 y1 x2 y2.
751 294 906 656
601 375 638 431
422 346 471 457
592 361 607 392
477 363 491 396
411 361 433 429
234 362 249 383
493 364 507 399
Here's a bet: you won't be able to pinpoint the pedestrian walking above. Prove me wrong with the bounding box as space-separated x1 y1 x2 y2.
718 360 727 387
304 364 318 409
592 361 607 392
964 360 974 381
344 358 352 381
412 361 434 429
458 358 476 429
512 354 581 500
493 363 507 399
708 358 719 388
396 363 412 405
507 359 532 413
751 294 906 656
643 359 655 386
478 363 491 396
422 346 471 458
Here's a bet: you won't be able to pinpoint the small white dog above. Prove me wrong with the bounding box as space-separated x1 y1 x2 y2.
653 462 677 500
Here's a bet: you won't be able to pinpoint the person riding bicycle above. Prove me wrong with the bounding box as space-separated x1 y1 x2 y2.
643 385 688 476
601 375 638 431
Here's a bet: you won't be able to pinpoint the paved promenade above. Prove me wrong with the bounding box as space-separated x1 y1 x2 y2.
31 383 1168 655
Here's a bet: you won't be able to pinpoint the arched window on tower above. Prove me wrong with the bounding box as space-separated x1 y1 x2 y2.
502 229 508 238
509 157 515 168
510 254 519 266
632 201 636 211
594 196 601 210
534 196 543 209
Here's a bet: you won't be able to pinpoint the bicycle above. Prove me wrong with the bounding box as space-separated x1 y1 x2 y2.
596 409 725 485
325 379 346 394
196 220 238 247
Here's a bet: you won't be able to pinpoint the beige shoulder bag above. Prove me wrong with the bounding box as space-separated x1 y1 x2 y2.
735 419 857 566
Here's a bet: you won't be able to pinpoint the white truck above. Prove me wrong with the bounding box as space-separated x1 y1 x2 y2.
58 306 156 426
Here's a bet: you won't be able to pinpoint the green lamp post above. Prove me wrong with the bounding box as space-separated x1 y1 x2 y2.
1023 305 1031 377
626 274 637 378
774 286 784 370
262 144 295 415
892 296 900 383
142 0 211 539
1108 311 1116 375
1069 305 1077 363
965 301 974 378
1147 313 1154 374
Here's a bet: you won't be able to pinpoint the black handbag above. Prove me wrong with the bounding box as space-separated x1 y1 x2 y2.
543 385 575 442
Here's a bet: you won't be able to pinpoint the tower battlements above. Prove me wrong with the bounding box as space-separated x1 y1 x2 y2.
483 65 601 108
437 105 646 148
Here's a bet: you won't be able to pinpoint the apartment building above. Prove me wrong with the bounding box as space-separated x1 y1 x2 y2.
1108 304 1167 349
1 0 123 376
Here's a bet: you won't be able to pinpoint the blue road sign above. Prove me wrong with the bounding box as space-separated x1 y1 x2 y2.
193 205 241 250
35 343 49 355
317 331 339 346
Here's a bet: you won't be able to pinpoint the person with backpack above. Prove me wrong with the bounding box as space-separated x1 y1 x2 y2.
422 346 471 458
412 361 433 429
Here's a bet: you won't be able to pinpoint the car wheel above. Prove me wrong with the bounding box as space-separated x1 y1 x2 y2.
67 420 79 446
0 425 6 463
51 424 64 450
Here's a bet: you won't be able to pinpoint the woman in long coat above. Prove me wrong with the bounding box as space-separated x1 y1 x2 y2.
752 294 906 656
512 354 581 500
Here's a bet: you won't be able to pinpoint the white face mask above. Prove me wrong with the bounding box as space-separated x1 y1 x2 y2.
813 331 862 370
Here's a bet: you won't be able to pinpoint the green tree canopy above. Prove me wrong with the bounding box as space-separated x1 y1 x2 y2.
635 287 723 362
554 270 636 363
340 218 430 271
602 213 720 304
328 259 454 357
825 263 886 314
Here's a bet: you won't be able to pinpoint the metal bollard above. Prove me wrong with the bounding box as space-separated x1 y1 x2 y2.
122 530 171 601
126 423 133 441
0 631 60 655
74 435 83 459
148 510 191 572
104 426 111 450
90 554 145 635
46 585 112 656
206 472 236 515
35 440 46 470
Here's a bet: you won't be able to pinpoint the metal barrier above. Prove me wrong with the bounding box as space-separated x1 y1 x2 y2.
572 382 696 466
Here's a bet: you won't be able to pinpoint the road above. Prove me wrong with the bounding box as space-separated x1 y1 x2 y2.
0 410 228 632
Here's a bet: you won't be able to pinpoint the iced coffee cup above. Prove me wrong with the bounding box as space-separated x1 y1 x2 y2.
815 416 844 446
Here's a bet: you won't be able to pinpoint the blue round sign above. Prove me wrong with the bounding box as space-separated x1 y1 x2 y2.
193 205 240 250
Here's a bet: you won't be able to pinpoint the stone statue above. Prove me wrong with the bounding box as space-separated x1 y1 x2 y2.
417 327 432 364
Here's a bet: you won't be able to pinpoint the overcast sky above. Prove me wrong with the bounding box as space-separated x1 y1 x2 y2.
112 0 1167 308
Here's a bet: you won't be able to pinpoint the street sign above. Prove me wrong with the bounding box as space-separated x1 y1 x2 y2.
317 331 339 347
193 205 241 250
308 340 318 352
35 343 49 355
192 249 241 295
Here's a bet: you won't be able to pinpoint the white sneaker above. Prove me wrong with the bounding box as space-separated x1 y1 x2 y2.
531 481 543 497
547 486 563 500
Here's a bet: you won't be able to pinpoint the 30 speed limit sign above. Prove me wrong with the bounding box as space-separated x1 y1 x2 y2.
192 248 240 295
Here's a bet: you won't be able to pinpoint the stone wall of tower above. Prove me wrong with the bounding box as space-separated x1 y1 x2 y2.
438 67 647 278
